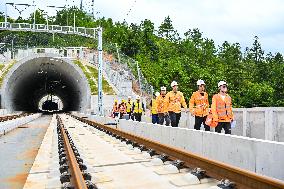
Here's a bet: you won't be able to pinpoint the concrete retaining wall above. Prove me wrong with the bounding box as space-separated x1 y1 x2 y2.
0 113 41 136
79 113 284 181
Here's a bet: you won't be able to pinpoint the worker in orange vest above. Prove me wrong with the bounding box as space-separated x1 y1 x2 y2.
119 100 127 119
156 86 170 126
189 80 210 131
112 100 119 118
165 81 188 127
211 81 234 134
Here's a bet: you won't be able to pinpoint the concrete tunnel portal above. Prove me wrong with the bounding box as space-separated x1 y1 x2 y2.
1 54 91 112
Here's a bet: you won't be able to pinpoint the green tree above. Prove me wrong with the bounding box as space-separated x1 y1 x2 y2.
29 9 46 24
158 16 179 41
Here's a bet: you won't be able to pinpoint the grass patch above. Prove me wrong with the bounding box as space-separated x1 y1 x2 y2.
73 61 115 95
0 64 5 70
86 65 115 95
0 61 16 86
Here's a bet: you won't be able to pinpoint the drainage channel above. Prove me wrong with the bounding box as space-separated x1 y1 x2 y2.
71 114 284 189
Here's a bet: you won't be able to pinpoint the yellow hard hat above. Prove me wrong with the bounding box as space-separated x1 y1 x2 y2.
114 100 118 103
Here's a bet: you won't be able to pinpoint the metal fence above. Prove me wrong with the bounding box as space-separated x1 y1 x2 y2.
104 43 154 98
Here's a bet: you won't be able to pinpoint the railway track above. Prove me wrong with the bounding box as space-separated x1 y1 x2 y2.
56 115 97 189
70 114 284 189
0 112 32 122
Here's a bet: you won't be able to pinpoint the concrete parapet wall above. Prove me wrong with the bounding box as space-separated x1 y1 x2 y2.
182 107 284 142
80 113 284 181
0 113 41 136
83 106 284 142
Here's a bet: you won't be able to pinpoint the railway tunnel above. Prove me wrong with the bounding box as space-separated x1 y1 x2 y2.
1 54 91 112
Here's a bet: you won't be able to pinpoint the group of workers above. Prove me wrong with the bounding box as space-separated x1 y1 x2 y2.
112 95 145 121
112 79 234 134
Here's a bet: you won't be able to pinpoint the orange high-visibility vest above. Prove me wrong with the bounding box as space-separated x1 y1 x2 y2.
211 94 233 122
119 104 126 113
164 91 187 113
189 91 209 117
156 95 168 113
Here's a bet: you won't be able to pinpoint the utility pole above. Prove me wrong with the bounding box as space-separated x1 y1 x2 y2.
11 37 14 59
92 0 95 20
5 3 7 28
66 0 68 26
33 0 36 30
46 15 49 29
97 27 103 115
136 61 142 96
73 12 76 33
43 12 48 30
115 43 121 64
67 13 68 26
80 0 83 10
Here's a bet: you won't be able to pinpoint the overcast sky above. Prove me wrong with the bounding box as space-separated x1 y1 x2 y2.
1 0 284 54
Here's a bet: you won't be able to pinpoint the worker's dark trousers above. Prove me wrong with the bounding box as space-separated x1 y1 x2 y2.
194 116 210 131
152 114 159 124
158 113 171 126
127 112 134 120
215 122 231 134
168 112 181 127
113 112 119 118
134 113 142 122
119 113 125 119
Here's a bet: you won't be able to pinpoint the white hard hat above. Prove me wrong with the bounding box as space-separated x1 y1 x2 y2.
218 81 227 87
197 80 205 86
171 81 178 87
160 86 166 91
136 95 141 100
128 96 131 99
155 92 160 97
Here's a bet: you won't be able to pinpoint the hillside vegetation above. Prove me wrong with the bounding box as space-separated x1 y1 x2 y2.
73 60 115 95
0 8 283 107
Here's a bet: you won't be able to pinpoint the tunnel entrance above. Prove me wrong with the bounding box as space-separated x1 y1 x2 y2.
39 94 63 112
1 54 91 112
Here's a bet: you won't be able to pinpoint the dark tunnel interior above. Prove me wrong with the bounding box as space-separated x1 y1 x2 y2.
2 57 90 112
13 68 79 111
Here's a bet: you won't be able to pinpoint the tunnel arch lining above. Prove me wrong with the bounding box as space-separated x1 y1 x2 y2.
1 54 91 112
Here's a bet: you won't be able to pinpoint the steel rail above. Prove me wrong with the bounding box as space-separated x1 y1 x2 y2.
0 112 31 122
58 116 88 189
73 115 284 189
